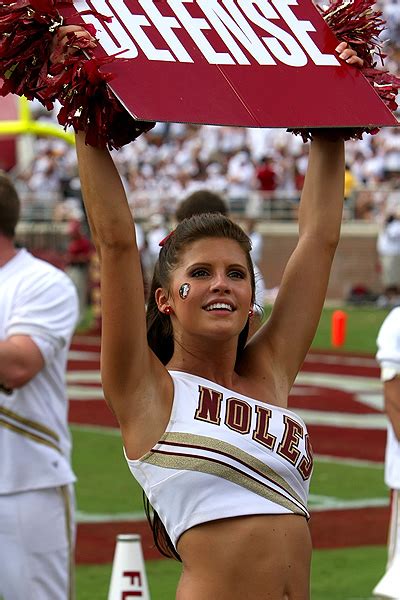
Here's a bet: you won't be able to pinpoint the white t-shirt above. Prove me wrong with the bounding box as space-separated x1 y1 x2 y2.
376 307 400 490
0 249 79 493
377 220 400 257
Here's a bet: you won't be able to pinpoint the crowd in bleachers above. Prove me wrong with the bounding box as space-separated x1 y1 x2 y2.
9 0 400 225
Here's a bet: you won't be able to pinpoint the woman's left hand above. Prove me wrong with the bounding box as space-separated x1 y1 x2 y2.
335 41 364 68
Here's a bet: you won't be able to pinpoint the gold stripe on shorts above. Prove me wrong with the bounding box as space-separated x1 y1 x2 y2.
60 485 75 600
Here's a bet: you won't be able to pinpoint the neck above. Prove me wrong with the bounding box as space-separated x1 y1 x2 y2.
0 236 17 267
167 333 240 388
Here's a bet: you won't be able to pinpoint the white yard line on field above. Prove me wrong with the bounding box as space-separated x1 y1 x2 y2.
76 495 390 524
68 350 100 360
68 386 105 400
305 354 378 369
76 510 146 523
67 371 101 383
295 409 387 429
295 372 382 392
314 454 384 468
309 496 389 511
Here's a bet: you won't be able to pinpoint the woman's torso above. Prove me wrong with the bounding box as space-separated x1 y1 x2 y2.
177 513 311 600
125 371 313 598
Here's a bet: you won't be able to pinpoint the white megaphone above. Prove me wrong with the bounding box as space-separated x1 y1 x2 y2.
108 534 151 600
373 556 400 599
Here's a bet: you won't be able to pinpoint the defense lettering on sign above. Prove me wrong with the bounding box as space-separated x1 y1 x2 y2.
75 0 339 67
64 0 398 128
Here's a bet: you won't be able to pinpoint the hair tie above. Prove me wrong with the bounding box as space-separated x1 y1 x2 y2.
159 230 174 247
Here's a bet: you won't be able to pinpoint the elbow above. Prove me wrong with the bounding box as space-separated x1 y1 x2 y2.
96 232 136 253
6 366 35 389
301 232 340 256
326 235 340 255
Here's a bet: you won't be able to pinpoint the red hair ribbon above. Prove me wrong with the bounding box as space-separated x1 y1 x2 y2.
159 231 174 247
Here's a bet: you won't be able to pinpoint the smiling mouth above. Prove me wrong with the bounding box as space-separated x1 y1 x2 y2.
204 303 234 312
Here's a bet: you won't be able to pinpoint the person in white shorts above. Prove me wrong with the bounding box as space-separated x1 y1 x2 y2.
0 173 79 600
373 307 400 599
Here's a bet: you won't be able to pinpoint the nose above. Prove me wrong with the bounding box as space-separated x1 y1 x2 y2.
210 272 231 294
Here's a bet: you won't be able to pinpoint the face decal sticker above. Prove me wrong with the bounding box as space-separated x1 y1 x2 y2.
179 283 191 300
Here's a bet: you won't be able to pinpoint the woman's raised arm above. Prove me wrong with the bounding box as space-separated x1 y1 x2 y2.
244 135 345 399
243 41 362 401
75 133 170 427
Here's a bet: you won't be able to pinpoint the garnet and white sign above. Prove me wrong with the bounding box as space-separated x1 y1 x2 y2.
64 0 398 128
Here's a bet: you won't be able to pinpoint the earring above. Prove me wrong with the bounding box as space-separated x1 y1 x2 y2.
164 306 173 315
248 309 254 318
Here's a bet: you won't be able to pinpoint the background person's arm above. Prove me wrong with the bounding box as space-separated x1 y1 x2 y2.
384 378 400 441
0 336 44 389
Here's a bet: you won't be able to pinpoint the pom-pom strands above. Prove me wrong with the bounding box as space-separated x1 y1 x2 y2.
322 0 386 65
0 0 154 148
291 0 400 142
0 0 63 98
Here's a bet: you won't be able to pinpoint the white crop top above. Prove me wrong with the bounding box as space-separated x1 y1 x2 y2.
125 371 313 548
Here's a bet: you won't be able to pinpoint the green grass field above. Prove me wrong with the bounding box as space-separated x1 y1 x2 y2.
73 305 392 599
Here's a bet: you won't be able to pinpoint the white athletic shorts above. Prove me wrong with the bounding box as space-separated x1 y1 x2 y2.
0 485 75 600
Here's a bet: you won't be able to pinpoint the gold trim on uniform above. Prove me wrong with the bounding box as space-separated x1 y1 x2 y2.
143 431 308 517
59 486 75 600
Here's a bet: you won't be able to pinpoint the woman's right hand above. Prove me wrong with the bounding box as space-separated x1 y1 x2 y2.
50 24 97 64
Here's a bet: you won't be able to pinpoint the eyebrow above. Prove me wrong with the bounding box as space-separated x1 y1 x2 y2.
186 263 248 271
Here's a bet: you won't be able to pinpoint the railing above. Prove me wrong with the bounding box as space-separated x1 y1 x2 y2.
16 186 396 230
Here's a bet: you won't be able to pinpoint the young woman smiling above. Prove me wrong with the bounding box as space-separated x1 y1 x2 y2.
55 24 362 600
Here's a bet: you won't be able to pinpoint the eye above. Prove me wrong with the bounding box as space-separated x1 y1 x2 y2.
229 270 246 279
191 268 209 278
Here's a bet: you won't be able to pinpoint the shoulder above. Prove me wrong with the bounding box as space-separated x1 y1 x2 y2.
20 253 77 296
380 307 400 331
12 254 78 322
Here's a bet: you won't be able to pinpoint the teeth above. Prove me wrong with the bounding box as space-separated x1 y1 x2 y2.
206 303 233 311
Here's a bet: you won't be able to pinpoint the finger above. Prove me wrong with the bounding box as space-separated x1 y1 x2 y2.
69 30 96 42
338 47 363 66
339 48 354 61
56 25 87 38
58 31 96 49
335 41 347 53
346 55 364 67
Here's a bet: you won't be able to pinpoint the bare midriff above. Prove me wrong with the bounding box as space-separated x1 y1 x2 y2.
176 514 312 600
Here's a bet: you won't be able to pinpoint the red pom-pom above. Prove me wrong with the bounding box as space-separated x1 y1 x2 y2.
0 0 62 98
291 0 400 142
320 0 386 66
0 0 154 148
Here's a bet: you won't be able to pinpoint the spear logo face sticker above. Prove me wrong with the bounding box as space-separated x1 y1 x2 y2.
179 283 191 300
